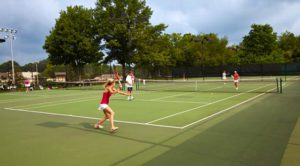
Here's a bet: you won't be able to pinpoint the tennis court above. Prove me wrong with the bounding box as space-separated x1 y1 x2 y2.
0 77 300 166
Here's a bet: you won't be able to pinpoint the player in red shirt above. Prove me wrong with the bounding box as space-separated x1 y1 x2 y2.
24 80 30 93
233 71 239 90
94 79 129 132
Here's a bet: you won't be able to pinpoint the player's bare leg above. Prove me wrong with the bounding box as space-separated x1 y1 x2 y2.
104 106 118 131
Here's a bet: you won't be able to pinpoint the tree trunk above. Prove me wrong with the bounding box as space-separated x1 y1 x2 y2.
122 63 126 84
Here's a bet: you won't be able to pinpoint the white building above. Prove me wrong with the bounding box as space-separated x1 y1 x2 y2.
22 72 39 83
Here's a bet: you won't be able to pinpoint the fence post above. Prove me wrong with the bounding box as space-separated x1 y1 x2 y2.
284 63 287 82
280 77 283 94
276 78 279 93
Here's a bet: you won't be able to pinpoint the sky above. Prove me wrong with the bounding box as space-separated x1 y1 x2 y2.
0 0 300 65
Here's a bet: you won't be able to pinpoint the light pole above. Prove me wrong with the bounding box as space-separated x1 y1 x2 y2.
36 62 39 86
0 27 17 85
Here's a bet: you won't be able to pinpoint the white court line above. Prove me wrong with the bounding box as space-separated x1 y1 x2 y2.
10 92 199 110
149 92 195 101
135 99 207 104
149 84 226 101
10 96 97 109
24 98 98 109
181 86 282 129
146 84 273 124
3 107 182 129
2 83 289 130
0 91 99 104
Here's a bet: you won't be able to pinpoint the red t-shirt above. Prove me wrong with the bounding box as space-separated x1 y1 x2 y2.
100 91 112 104
233 73 239 80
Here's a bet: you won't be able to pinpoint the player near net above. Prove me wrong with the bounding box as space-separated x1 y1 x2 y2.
232 71 239 90
126 70 134 101
114 67 122 89
222 70 227 84
94 78 129 132
25 80 30 93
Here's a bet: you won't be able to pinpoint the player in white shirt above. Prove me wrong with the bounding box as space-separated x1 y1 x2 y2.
222 70 227 84
125 71 134 100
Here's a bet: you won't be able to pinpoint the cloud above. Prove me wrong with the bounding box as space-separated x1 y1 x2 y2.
148 0 300 44
0 0 96 65
1 0 300 65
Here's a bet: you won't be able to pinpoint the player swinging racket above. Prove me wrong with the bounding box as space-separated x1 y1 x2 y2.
94 79 129 132
233 71 239 90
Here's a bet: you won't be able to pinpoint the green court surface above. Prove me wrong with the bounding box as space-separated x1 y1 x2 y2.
0 79 299 166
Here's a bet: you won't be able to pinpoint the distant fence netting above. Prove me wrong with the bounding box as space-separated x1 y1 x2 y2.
171 63 300 79
46 81 106 90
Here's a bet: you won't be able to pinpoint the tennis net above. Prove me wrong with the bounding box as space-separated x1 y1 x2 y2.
136 78 283 93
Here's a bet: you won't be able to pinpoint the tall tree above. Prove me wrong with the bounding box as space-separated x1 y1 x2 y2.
133 26 171 77
43 6 102 80
278 31 299 62
0 61 22 73
94 0 166 80
242 24 278 63
0 60 22 85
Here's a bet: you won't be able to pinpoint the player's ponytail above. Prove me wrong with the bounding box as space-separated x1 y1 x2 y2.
104 78 115 88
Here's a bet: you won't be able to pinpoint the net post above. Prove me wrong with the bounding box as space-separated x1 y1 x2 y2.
280 77 283 94
276 78 279 93
195 80 198 92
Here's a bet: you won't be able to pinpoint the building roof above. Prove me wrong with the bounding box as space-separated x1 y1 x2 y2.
21 72 38 79
55 72 66 76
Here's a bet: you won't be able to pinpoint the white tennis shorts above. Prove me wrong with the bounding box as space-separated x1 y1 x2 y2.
98 104 108 111
234 80 239 83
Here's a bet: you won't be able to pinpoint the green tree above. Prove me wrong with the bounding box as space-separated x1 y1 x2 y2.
22 59 49 74
22 63 36 72
43 6 102 81
278 31 299 62
187 33 229 67
0 61 22 73
94 0 166 80
242 24 278 63
295 36 300 62
171 33 194 67
0 60 22 86
133 27 171 77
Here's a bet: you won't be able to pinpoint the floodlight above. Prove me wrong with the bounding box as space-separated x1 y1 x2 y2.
0 27 17 85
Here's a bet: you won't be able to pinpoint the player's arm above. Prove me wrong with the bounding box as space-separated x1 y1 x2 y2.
108 86 128 96
108 87 118 94
117 90 129 96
